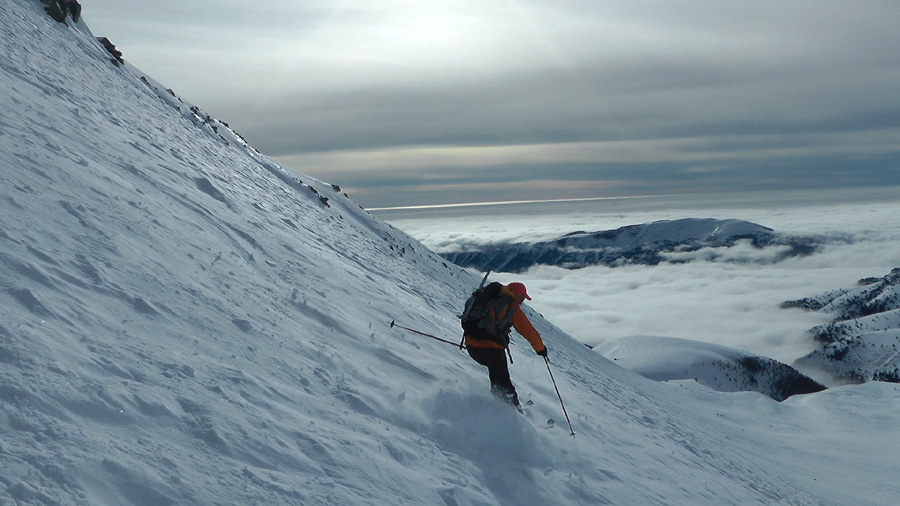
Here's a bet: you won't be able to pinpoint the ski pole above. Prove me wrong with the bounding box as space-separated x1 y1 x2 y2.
545 356 576 437
390 320 466 349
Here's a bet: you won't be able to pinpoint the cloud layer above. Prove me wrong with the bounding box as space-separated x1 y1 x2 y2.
383 188 900 364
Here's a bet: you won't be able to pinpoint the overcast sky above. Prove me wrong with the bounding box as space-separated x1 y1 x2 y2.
84 0 899 208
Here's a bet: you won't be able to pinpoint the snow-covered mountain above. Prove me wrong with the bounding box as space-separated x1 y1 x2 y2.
597 336 825 401
787 268 900 385
441 218 816 273
2 2 899 505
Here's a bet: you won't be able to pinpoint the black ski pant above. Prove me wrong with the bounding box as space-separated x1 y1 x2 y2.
467 347 519 407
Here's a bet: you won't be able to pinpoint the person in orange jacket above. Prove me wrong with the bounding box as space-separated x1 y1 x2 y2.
464 282 547 408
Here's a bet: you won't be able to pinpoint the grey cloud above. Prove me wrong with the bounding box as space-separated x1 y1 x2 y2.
231 69 899 157
85 1 900 208
221 25 900 155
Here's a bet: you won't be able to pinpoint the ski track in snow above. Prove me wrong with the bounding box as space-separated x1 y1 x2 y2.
1 2 899 505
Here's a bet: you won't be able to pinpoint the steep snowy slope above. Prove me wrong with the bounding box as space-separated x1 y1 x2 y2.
2 2 899 505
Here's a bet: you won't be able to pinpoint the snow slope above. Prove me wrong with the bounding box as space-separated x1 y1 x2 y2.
597 336 825 401
2 2 900 504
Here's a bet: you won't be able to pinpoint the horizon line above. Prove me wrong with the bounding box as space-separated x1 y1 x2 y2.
366 194 665 212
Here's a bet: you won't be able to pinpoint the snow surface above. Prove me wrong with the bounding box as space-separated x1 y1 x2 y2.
596 336 825 401
2 2 900 504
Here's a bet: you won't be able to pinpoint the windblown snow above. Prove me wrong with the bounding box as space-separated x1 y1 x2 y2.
1 2 899 505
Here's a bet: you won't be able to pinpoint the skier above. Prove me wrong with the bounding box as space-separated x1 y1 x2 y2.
463 282 547 408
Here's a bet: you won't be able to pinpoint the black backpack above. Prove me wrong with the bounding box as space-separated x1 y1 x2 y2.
461 282 515 347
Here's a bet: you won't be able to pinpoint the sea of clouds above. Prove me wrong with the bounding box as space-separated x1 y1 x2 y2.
377 188 900 364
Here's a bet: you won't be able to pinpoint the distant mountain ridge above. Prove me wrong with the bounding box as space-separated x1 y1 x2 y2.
441 218 817 273
787 268 900 384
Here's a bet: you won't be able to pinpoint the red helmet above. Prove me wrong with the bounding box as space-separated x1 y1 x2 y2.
507 282 532 300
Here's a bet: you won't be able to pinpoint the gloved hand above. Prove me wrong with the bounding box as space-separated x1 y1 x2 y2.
537 346 548 357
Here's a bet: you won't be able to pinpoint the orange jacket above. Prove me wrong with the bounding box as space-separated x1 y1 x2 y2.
464 286 546 354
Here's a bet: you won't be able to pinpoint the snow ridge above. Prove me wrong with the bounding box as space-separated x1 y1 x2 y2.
598 336 825 401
